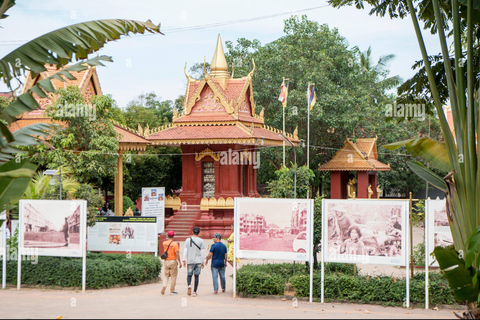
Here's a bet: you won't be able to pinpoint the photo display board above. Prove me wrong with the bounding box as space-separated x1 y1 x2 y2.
322 199 409 266
87 216 158 253
19 200 87 257
426 199 453 266
234 198 314 261
141 187 165 234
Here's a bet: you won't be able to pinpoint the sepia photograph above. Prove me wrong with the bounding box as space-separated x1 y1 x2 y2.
235 198 313 261
19 200 86 257
323 199 409 266
426 199 454 266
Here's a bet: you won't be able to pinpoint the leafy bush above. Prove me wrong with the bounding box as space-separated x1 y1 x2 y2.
1 252 161 289
412 200 425 226
412 241 426 266
290 272 455 306
73 183 104 227
111 196 136 215
236 271 284 296
237 263 456 307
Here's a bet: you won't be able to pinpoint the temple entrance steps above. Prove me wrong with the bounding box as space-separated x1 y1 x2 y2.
164 206 201 241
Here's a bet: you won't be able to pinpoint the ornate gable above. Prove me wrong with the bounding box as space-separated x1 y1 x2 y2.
21 66 102 118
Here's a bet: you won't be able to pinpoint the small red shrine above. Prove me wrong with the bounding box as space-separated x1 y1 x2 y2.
147 35 299 239
319 138 390 199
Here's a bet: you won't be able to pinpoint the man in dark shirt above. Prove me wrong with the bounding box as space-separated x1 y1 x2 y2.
205 233 227 294
63 217 69 246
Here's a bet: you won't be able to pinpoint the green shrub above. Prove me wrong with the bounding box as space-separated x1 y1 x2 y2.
111 196 136 215
236 271 284 296
236 263 456 307
412 241 426 266
289 272 456 306
1 252 161 289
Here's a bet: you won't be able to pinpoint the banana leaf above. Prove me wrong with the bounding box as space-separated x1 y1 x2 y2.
406 160 447 192
384 138 452 172
434 246 480 303
0 159 36 211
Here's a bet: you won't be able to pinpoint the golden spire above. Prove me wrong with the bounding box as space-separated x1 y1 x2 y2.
210 35 230 81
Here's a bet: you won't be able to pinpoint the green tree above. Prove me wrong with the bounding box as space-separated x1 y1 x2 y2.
38 86 119 188
266 165 315 199
123 146 182 202
223 16 436 197
115 92 175 130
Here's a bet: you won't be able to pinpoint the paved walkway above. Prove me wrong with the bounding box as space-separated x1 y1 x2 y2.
0 281 457 319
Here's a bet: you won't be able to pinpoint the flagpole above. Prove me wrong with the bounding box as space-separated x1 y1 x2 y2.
282 78 286 168
307 83 315 200
283 98 285 168
307 84 310 172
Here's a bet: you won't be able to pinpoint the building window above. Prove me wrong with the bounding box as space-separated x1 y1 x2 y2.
203 162 215 198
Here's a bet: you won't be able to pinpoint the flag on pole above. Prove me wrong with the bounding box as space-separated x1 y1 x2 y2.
278 79 289 108
307 84 316 111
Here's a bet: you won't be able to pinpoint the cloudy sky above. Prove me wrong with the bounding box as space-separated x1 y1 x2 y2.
0 0 441 108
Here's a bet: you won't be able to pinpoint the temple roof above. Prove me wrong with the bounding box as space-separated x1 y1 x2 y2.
146 35 298 147
9 65 148 151
20 65 102 118
8 117 149 150
318 138 390 172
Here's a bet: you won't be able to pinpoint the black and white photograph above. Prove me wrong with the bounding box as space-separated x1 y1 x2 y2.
323 199 408 266
122 224 135 239
19 200 86 257
235 198 313 261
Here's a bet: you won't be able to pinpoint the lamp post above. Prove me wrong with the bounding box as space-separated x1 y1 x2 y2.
279 133 296 199
39 141 62 200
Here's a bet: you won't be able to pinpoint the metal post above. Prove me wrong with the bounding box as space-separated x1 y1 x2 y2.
425 199 429 309
56 149 62 200
283 99 285 168
409 192 414 279
280 133 296 198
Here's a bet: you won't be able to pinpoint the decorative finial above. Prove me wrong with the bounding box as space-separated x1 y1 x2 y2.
210 35 230 79
184 62 193 81
248 58 256 77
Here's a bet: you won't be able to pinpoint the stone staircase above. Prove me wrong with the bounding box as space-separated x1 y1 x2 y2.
164 206 201 241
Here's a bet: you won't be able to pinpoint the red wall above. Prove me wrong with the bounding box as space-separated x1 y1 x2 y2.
179 144 260 204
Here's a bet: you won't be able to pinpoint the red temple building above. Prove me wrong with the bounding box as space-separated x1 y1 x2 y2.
147 35 299 239
7 35 298 241
318 138 390 199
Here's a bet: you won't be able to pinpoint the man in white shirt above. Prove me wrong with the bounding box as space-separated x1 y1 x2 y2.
183 226 206 297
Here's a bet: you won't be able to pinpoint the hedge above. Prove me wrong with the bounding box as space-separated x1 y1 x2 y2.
0 252 162 289
237 263 457 307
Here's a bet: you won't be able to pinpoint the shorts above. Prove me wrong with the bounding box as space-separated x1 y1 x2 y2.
187 263 202 276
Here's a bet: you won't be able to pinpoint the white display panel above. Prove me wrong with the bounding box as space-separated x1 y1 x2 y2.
235 198 314 261
87 216 158 253
141 187 165 234
19 200 87 258
426 199 453 266
322 199 409 266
